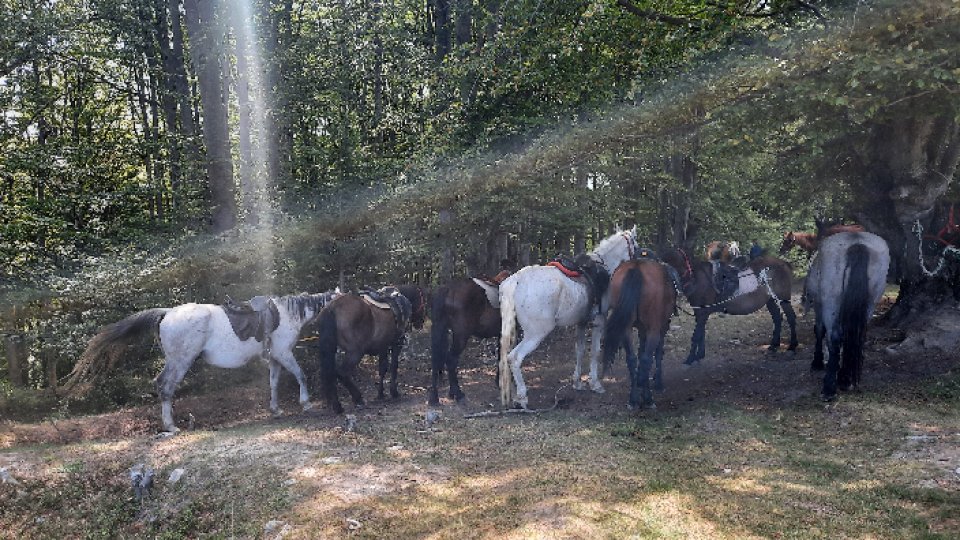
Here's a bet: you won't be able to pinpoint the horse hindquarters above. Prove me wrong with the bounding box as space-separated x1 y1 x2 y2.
603 267 652 408
316 308 343 414
837 244 872 391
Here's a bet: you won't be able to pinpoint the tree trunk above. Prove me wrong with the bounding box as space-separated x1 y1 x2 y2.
154 0 183 211
183 0 237 232
852 114 960 330
432 0 452 63
5 335 26 387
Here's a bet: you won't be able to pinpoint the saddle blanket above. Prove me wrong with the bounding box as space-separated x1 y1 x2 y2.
737 269 759 295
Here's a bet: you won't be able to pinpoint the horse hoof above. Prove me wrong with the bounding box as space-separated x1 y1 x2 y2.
821 393 837 402
162 426 180 435
271 409 285 419
390 390 400 399
590 384 606 394
645 402 657 410
301 401 314 412
572 380 585 391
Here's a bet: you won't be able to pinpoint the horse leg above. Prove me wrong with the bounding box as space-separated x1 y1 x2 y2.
377 352 389 400
638 333 658 409
654 330 667 392
272 350 312 412
781 300 799 352
446 332 469 402
268 359 284 417
685 310 708 365
587 316 606 393
822 326 843 401
389 342 401 399
507 330 549 409
155 356 193 433
622 334 641 408
765 297 783 352
811 318 826 371
339 352 366 408
572 323 588 390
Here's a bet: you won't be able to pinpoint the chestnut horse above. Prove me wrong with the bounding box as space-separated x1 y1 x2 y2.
705 241 741 263
662 249 798 365
602 259 677 409
780 223 865 256
316 284 427 414
429 277 504 405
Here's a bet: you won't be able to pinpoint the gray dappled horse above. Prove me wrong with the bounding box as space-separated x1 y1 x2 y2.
805 231 889 401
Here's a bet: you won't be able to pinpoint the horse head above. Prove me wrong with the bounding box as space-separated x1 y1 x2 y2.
778 232 795 255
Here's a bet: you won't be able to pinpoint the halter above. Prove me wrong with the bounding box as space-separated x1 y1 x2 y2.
676 248 695 283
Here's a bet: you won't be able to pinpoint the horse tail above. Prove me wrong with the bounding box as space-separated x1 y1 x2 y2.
64 308 170 394
840 243 871 387
316 307 342 413
603 267 643 372
498 279 518 405
430 286 450 373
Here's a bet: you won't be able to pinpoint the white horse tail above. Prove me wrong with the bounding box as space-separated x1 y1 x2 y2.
64 308 171 394
498 279 518 406
839 243 871 387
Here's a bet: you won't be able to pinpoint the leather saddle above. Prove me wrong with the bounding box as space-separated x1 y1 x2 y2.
549 253 610 319
222 295 280 344
709 261 741 300
360 286 413 336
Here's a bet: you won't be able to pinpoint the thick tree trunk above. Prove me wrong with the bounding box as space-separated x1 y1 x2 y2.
851 113 960 341
234 14 256 224
183 0 237 233
432 0 452 63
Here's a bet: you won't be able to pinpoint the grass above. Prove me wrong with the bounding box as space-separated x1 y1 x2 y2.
1 313 958 539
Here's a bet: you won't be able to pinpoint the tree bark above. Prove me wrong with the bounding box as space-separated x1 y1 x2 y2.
851 113 960 327
183 0 237 232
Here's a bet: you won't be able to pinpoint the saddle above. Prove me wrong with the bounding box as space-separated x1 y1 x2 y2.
549 253 610 319
710 261 741 301
222 295 281 351
360 286 413 336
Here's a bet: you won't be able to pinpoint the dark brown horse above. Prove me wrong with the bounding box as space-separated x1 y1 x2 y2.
316 284 427 414
780 223 866 256
602 259 677 409
429 277 504 405
662 248 798 365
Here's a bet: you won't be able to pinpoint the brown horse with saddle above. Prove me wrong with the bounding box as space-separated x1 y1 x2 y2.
316 284 427 414
662 248 797 365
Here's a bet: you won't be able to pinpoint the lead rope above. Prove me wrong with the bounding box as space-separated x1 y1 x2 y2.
912 220 960 277
688 267 783 311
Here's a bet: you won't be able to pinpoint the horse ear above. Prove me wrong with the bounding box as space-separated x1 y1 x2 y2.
630 225 637 237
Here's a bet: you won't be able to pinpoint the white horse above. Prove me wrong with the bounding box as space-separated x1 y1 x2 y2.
805 231 889 401
499 226 639 408
75 291 338 432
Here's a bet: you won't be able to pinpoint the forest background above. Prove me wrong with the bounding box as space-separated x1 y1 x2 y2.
1 0 959 408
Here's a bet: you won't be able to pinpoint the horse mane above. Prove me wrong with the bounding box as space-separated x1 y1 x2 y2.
592 228 633 263
278 291 336 323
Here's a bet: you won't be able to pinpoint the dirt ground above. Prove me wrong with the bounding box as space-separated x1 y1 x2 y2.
0 291 940 446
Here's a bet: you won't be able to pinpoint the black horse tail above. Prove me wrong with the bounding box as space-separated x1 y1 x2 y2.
316 307 343 414
603 267 643 373
840 243 871 387
64 308 170 395
428 286 450 405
